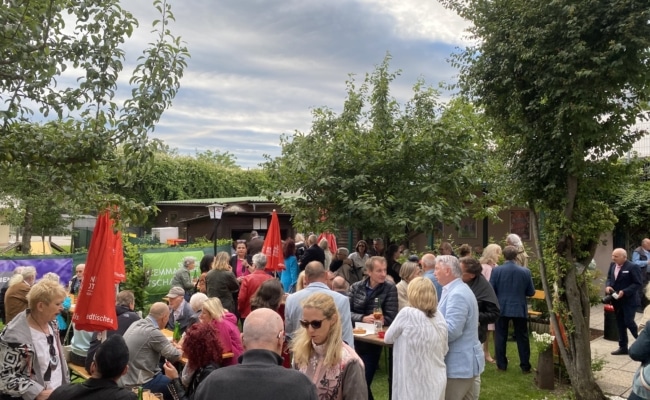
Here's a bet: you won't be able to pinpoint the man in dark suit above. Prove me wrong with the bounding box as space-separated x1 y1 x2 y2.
490 245 535 373
298 234 325 271
606 248 642 355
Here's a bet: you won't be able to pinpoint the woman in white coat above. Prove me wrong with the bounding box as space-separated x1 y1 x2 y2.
384 277 448 400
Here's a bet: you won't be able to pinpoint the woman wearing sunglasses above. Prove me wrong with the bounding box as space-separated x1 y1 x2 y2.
0 278 70 399
291 293 367 400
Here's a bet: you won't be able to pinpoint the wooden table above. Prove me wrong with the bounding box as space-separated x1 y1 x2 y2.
353 333 392 347
161 329 233 364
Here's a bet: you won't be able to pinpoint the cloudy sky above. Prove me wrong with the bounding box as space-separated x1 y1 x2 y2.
124 0 471 168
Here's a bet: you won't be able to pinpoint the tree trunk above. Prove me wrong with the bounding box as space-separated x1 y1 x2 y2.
531 207 606 400
21 208 33 255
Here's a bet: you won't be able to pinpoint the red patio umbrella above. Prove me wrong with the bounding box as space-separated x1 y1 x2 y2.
262 210 285 276
72 211 121 331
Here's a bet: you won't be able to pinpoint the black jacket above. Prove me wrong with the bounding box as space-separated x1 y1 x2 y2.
348 278 398 326
168 363 219 400
466 274 500 343
49 378 136 400
298 244 325 271
193 350 317 400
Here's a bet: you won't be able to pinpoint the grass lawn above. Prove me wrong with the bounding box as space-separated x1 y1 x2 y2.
370 338 571 400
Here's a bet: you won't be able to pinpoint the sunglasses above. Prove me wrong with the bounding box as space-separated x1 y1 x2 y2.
47 334 58 370
299 318 327 329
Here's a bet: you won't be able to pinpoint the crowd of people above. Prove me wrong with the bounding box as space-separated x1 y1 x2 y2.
9 231 645 400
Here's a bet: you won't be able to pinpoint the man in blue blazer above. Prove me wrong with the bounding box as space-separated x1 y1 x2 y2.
436 255 485 399
490 245 535 373
606 248 642 355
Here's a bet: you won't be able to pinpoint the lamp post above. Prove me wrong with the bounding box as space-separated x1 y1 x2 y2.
207 203 224 256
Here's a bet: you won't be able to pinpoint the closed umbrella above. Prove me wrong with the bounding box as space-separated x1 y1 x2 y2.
262 210 285 276
317 232 337 254
72 211 121 331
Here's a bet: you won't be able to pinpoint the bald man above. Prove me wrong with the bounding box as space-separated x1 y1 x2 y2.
121 302 182 400
606 248 642 355
194 308 317 400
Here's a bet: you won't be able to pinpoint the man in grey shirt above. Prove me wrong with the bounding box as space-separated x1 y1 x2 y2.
121 302 181 400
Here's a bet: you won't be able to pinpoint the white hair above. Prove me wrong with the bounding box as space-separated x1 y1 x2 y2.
506 233 523 247
189 292 208 312
435 255 462 278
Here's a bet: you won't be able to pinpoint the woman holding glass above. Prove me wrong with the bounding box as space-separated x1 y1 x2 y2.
0 279 70 399
291 292 367 400
384 277 448 400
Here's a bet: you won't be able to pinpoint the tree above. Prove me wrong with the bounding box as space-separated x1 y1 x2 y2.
441 0 650 397
0 0 189 252
111 150 270 224
263 55 491 240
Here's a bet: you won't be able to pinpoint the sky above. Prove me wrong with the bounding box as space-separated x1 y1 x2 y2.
122 0 472 168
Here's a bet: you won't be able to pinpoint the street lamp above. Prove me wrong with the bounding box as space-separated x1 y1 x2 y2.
207 203 224 256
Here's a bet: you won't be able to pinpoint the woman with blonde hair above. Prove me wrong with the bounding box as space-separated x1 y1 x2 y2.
396 261 422 311
205 251 239 315
291 292 367 400
385 277 448 400
199 297 242 366
479 243 502 363
0 279 70 397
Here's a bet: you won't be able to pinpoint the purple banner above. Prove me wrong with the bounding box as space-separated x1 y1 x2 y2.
0 258 73 287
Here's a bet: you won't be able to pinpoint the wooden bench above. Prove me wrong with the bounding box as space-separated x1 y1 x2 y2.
528 289 546 318
68 362 91 381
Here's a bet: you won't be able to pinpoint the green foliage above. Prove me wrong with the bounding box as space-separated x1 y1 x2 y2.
122 239 152 312
112 151 269 215
0 0 189 252
263 55 491 240
441 0 650 397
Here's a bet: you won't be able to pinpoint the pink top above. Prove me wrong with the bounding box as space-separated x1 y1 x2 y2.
212 312 243 366
234 258 251 278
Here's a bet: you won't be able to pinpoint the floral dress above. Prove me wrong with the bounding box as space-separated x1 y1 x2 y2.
297 341 367 400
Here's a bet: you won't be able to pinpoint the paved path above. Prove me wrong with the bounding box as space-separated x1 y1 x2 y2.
590 305 645 399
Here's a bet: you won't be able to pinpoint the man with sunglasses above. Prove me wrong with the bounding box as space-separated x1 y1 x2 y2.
285 261 354 348
194 308 317 400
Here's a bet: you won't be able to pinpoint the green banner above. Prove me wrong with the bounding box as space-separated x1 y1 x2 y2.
143 250 205 299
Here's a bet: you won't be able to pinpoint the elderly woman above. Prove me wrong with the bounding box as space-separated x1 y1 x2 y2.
205 251 240 314
385 277 448 400
0 279 70 398
395 261 422 311
171 256 197 301
199 297 243 366
188 292 208 326
163 322 224 399
319 238 333 270
291 292 367 400
41 273 72 347
506 233 528 267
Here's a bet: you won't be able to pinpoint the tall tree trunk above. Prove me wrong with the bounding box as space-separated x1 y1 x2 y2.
21 208 32 255
531 183 606 400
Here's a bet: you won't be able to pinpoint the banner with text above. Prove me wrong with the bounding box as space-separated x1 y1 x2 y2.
0 258 73 287
143 250 205 299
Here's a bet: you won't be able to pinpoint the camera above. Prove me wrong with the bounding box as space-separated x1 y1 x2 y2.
601 292 620 304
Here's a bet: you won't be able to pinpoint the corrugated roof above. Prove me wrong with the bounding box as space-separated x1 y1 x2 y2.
156 196 272 205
